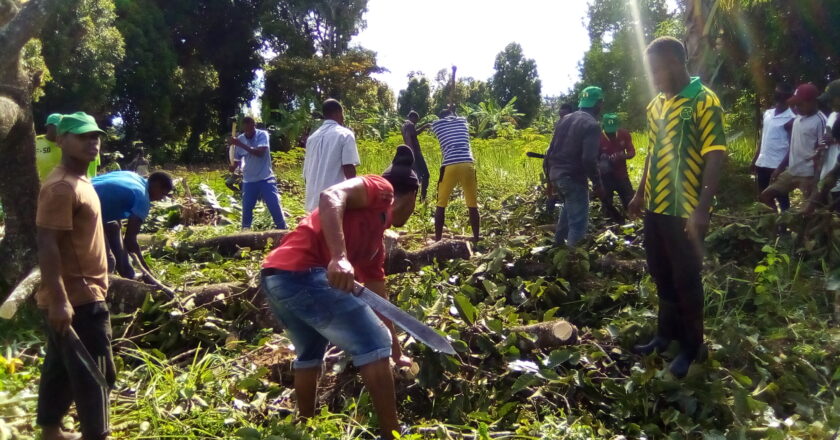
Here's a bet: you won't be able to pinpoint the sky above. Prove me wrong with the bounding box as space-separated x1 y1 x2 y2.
352 0 593 99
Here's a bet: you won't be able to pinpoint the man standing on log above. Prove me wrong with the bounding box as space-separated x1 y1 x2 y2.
628 37 727 378
260 146 419 440
544 86 605 246
229 116 288 230
36 113 99 181
401 111 431 201
430 109 480 242
303 99 361 212
92 170 173 280
35 112 115 440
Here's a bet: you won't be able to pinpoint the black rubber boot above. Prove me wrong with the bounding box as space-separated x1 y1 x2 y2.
633 300 677 355
669 310 704 378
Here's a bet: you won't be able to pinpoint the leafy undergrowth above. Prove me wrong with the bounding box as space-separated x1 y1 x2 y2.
2 139 840 439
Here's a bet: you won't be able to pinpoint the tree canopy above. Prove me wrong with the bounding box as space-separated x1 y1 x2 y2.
490 42 541 128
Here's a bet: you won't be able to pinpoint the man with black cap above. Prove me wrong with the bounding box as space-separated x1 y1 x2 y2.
761 83 827 207
259 145 420 440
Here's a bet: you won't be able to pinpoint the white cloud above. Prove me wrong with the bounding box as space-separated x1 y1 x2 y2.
353 0 592 99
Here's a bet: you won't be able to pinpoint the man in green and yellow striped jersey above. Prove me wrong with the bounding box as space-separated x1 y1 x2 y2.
628 37 727 379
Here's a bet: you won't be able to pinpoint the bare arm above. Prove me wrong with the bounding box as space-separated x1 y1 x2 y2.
320 178 369 291
342 164 357 179
124 215 152 272
37 228 74 333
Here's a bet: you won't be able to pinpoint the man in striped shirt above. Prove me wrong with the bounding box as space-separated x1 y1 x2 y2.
430 109 480 242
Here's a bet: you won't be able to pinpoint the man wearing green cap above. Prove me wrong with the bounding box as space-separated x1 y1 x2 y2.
597 113 636 222
36 113 100 181
35 112 116 440
543 86 605 246
628 37 727 379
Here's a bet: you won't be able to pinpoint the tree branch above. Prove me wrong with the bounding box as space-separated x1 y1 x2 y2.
0 0 19 28
0 0 60 69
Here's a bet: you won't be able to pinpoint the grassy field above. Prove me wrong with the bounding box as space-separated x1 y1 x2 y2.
1 130 839 439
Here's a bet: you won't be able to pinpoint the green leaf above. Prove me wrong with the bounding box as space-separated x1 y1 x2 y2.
453 294 477 325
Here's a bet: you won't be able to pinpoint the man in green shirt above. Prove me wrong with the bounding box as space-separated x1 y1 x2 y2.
36 113 100 181
628 37 726 378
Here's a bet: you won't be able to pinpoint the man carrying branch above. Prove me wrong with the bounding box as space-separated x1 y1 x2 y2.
260 146 420 440
629 37 727 378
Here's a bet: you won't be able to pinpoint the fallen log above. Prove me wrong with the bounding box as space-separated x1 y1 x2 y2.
158 229 473 275
511 319 578 350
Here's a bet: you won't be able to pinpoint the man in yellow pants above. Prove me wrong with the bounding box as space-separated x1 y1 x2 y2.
430 109 479 242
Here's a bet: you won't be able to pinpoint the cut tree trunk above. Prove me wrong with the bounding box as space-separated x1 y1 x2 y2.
160 229 473 275
511 319 578 350
0 0 67 299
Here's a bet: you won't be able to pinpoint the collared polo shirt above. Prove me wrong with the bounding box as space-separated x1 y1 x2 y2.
756 107 795 169
644 77 727 218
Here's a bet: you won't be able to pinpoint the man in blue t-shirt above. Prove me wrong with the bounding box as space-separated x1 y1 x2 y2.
228 117 287 230
93 171 173 279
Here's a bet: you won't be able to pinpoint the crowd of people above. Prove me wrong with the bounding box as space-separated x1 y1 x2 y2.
29 34 840 440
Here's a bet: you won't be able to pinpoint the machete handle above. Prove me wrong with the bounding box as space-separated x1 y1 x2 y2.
526 151 546 159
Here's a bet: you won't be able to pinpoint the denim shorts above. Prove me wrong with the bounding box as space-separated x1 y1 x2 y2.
261 268 392 369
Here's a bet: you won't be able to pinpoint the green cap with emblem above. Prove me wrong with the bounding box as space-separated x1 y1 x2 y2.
578 86 604 108
45 113 63 126
57 112 106 136
602 113 619 133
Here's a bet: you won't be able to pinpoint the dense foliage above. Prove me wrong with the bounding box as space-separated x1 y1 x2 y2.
490 43 542 129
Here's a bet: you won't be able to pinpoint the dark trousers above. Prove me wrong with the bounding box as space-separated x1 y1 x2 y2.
103 221 134 279
644 212 705 355
756 166 790 211
600 174 634 222
37 301 116 440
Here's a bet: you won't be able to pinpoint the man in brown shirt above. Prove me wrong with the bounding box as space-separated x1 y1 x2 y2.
36 112 115 440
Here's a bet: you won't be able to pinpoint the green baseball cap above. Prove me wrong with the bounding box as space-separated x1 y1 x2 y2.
45 113 63 126
602 113 620 133
819 80 840 103
57 112 105 136
579 86 604 108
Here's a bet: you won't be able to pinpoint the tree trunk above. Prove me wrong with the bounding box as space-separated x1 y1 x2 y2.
511 319 578 350
0 0 66 299
159 230 473 275
685 0 715 80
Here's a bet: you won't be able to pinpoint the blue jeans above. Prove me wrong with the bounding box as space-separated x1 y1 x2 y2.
242 177 287 229
261 268 392 369
553 177 590 246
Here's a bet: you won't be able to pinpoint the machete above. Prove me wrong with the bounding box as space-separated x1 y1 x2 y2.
353 283 456 355
66 327 109 388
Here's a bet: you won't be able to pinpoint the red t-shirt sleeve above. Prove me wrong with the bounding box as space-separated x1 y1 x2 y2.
621 130 636 158
362 175 394 209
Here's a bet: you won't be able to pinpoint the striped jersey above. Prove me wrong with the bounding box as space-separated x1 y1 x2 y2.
431 116 474 166
643 77 727 218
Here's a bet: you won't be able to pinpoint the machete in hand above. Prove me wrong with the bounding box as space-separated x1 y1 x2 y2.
353 283 456 355
66 327 109 388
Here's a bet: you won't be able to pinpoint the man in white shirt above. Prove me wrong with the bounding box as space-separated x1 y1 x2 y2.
303 99 361 212
752 84 795 211
806 80 840 213
229 116 287 230
761 83 827 208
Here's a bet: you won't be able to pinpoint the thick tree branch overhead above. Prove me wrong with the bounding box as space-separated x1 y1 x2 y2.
0 0 59 70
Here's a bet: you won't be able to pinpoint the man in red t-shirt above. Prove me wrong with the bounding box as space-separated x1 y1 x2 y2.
260 146 419 440
597 113 636 222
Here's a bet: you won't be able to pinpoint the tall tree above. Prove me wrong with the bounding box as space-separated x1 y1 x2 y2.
397 73 431 117
577 0 673 129
34 0 124 122
0 0 71 296
260 0 368 57
490 42 542 127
